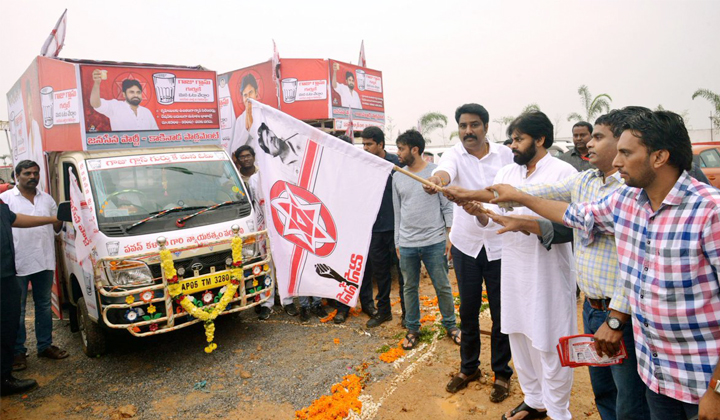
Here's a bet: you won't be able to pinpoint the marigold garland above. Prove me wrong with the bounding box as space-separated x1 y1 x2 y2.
379 347 406 363
159 236 245 353
295 374 363 420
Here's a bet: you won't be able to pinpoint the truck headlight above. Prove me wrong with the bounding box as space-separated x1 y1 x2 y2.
107 260 153 286
242 242 258 259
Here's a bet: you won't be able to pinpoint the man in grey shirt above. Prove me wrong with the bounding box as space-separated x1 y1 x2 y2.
559 121 593 172
392 130 459 350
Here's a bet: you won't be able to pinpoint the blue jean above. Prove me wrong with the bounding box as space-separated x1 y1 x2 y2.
582 299 650 420
16 270 55 355
299 296 322 309
645 387 698 420
399 241 456 332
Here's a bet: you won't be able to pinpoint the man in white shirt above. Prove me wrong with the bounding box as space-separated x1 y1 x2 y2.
423 103 515 401
331 63 362 109
90 70 159 131
228 74 260 154
460 111 578 420
0 160 66 372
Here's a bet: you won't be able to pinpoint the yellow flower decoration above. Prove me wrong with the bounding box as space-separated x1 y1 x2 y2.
125 295 135 305
147 304 156 314
159 237 244 353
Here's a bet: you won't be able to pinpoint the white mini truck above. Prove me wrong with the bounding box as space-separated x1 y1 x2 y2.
7 56 273 356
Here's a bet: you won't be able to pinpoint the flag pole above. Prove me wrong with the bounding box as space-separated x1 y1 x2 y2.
392 165 491 215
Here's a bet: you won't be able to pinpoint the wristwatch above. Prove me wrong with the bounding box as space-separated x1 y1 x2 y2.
606 316 624 331
710 378 720 395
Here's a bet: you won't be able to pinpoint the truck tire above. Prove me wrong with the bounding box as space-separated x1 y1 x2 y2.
68 303 80 333
77 297 107 357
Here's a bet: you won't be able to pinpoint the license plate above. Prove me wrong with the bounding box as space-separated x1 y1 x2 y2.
178 271 232 295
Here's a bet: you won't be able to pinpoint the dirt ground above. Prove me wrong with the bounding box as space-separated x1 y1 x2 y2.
0 270 600 420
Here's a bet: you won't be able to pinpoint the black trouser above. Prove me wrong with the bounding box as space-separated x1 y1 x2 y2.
1 275 21 379
339 231 404 316
452 246 512 379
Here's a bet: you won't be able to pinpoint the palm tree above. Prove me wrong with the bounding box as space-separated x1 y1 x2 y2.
567 85 612 123
493 104 542 140
691 89 720 129
417 112 448 143
655 105 691 127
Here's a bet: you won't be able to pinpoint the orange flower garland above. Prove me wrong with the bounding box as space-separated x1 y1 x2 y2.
295 374 363 420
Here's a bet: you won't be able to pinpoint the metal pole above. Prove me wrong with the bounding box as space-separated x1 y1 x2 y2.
711 115 714 142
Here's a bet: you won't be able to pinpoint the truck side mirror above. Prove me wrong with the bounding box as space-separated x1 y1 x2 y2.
57 201 73 222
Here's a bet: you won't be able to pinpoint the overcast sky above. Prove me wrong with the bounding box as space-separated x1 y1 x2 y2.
1 0 719 156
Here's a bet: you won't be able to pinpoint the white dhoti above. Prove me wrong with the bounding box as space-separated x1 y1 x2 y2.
509 333 573 420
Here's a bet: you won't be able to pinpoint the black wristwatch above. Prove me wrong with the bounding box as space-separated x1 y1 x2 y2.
606 316 624 331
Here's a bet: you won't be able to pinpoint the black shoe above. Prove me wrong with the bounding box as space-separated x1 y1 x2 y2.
0 375 38 396
311 305 328 318
257 306 272 320
366 312 392 328
334 310 348 324
299 307 310 323
362 304 378 318
283 304 299 317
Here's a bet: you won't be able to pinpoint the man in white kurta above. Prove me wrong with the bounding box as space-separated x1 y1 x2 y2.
477 112 577 420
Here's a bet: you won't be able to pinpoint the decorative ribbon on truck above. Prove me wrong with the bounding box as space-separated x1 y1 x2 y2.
248 100 393 306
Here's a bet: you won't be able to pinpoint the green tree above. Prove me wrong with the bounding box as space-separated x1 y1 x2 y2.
493 104 542 140
417 112 448 143
567 85 612 123
655 105 691 127
691 89 720 129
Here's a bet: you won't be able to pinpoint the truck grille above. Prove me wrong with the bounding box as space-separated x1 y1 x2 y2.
149 250 233 279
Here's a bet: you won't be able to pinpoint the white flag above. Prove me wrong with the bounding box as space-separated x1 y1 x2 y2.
69 171 99 263
248 100 393 306
40 9 68 57
358 40 366 68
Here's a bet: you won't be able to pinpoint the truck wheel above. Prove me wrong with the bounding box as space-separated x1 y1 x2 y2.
77 297 107 357
68 303 80 333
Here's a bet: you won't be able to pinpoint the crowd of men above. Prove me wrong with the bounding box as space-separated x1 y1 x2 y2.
4 99 720 420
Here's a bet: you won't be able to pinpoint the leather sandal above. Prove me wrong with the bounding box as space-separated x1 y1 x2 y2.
501 401 548 420
446 369 481 393
401 331 420 350
447 327 461 345
12 354 27 372
490 376 510 403
38 345 69 360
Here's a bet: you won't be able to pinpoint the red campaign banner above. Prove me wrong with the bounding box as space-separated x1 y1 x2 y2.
222 61 279 121
79 65 219 133
217 61 279 154
38 57 83 151
328 59 384 112
277 58 331 121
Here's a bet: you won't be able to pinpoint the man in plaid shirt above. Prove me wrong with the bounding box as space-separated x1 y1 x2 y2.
483 110 720 420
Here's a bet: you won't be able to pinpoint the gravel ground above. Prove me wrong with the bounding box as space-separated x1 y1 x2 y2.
1 273 601 420
1 295 407 419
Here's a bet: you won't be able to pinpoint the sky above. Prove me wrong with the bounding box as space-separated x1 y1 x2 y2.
1 0 719 157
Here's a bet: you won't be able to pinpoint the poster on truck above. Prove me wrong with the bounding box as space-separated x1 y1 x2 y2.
219 59 334 156
79 65 220 150
329 59 385 131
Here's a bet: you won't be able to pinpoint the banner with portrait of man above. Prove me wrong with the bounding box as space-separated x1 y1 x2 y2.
247 100 393 306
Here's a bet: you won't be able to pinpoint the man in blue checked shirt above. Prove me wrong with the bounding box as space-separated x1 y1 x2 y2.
476 109 720 420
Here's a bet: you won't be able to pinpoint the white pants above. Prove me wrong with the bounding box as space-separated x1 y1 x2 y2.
509 333 573 420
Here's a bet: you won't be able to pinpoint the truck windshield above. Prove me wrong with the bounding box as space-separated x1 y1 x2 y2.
87 154 250 229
